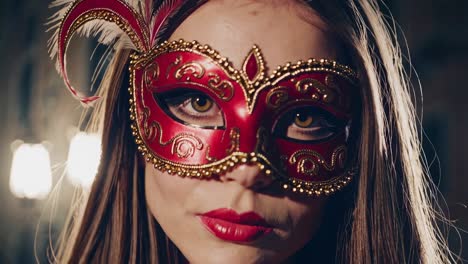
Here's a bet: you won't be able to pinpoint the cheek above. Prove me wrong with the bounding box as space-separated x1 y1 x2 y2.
279 197 328 253
289 197 327 234
144 162 329 262
144 163 196 226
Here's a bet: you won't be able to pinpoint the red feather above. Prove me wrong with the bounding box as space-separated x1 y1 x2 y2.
144 0 153 24
150 0 185 45
55 0 150 106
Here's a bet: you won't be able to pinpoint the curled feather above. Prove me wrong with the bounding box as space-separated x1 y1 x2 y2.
150 0 185 46
47 0 140 66
47 0 76 69
47 0 199 106
48 0 148 106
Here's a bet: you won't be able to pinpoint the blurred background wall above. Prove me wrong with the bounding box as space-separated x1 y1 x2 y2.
0 0 467 262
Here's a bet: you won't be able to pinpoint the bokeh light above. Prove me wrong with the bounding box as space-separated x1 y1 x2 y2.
9 143 53 199
66 132 102 189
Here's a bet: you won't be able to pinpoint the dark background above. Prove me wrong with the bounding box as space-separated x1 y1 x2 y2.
0 0 467 263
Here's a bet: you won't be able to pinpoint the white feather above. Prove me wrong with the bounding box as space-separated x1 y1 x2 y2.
47 0 141 73
47 0 198 76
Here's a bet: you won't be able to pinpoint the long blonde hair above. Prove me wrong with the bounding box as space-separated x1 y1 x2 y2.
54 0 455 263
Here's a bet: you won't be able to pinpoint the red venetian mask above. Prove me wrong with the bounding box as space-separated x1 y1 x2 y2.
129 39 359 196
51 0 359 196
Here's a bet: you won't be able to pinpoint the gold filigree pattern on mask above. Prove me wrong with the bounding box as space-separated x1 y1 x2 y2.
204 146 217 162
296 77 336 103
298 157 320 176
158 80 233 103
207 73 235 101
254 127 270 155
164 134 204 159
131 103 280 178
265 86 290 109
226 127 240 154
132 104 356 195
140 108 204 159
128 40 359 196
246 59 357 113
289 145 347 177
174 62 205 81
165 56 235 101
142 107 158 142
325 74 338 88
130 40 357 114
166 55 182 78
144 62 159 88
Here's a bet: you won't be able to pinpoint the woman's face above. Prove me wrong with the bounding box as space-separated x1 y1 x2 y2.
145 1 339 263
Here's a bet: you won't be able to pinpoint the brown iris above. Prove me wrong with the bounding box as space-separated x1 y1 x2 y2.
294 112 313 128
191 96 213 112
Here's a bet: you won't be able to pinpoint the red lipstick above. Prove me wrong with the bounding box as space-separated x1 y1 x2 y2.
199 208 272 242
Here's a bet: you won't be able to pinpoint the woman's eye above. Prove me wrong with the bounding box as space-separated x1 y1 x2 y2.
294 112 314 128
191 96 213 112
155 89 224 129
274 107 344 142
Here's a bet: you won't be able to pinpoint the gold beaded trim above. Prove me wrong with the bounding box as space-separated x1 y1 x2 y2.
281 168 357 196
128 39 358 196
129 39 358 113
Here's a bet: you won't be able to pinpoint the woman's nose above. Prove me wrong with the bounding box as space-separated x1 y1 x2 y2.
219 164 273 190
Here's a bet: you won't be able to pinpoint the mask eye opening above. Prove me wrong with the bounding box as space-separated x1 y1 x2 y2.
153 88 226 130
271 106 348 144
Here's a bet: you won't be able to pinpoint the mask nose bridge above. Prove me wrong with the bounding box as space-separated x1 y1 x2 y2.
223 110 280 182
237 109 271 155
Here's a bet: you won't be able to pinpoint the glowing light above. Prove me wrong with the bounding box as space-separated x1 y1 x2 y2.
66 132 102 189
9 143 53 199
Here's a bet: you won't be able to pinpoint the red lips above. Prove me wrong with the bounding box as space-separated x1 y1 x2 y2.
199 208 273 242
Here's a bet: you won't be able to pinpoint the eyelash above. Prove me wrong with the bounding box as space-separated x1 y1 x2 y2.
171 98 212 120
156 90 344 139
156 90 225 128
273 108 343 142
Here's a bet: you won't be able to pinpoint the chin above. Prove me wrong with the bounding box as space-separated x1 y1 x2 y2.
182 245 280 264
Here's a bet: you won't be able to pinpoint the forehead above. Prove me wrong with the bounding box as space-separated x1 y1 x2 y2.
169 0 337 75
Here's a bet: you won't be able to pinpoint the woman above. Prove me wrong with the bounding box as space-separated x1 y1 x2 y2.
49 0 454 263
